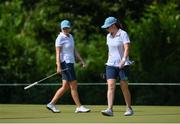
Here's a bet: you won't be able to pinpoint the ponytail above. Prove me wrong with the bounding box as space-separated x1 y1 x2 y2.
115 21 123 29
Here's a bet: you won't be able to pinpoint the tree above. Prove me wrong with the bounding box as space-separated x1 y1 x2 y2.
127 1 180 83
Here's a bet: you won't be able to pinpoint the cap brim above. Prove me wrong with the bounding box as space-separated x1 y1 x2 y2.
101 25 109 29
101 22 116 29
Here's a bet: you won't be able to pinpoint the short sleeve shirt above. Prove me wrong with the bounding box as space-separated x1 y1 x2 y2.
55 32 75 63
106 29 131 67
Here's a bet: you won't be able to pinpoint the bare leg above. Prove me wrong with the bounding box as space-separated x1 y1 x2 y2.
120 80 131 108
69 80 81 107
50 80 69 104
107 79 116 109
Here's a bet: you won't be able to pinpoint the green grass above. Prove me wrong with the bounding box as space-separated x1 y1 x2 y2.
0 104 180 123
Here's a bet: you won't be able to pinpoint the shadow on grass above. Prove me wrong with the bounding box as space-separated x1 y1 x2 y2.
134 112 180 116
0 116 51 120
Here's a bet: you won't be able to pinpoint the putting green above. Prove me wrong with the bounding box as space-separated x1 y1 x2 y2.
0 104 179 123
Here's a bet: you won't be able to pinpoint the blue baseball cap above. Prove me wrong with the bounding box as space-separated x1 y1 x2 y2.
60 20 71 29
101 17 117 28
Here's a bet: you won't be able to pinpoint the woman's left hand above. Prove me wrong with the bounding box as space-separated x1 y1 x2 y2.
119 60 125 69
81 61 87 68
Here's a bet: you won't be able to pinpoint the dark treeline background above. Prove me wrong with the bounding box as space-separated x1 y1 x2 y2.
0 0 180 105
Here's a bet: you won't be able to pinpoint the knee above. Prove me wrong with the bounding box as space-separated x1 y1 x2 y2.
61 85 69 91
70 85 77 91
108 84 115 91
120 81 129 91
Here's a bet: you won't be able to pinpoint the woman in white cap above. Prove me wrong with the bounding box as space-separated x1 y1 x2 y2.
46 20 90 113
101 17 134 116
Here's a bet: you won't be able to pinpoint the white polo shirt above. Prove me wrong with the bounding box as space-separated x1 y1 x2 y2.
55 32 75 63
106 29 131 67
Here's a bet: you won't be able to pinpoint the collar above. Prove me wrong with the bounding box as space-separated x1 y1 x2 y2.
60 32 70 38
109 29 121 38
115 29 121 36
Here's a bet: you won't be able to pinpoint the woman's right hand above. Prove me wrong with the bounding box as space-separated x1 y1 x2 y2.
56 64 62 74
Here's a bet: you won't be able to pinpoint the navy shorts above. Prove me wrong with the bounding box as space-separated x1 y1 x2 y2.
61 62 76 81
106 65 130 81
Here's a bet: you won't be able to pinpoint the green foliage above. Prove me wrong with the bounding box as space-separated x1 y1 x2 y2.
0 0 180 105
127 2 180 82
75 34 107 82
0 0 55 83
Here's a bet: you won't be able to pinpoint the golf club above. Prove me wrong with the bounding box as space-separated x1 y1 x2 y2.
24 68 68 90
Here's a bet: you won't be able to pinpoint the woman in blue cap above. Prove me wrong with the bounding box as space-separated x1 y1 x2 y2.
46 20 90 113
101 17 134 116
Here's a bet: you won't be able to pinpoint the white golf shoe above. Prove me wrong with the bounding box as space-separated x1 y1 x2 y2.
124 108 134 116
75 106 90 113
46 103 60 113
101 108 113 116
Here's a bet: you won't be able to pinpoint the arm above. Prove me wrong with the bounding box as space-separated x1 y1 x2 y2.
119 43 130 68
74 49 86 67
56 47 62 73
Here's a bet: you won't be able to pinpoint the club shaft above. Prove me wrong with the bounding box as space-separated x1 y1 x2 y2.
24 82 38 90
36 72 58 83
24 68 68 90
